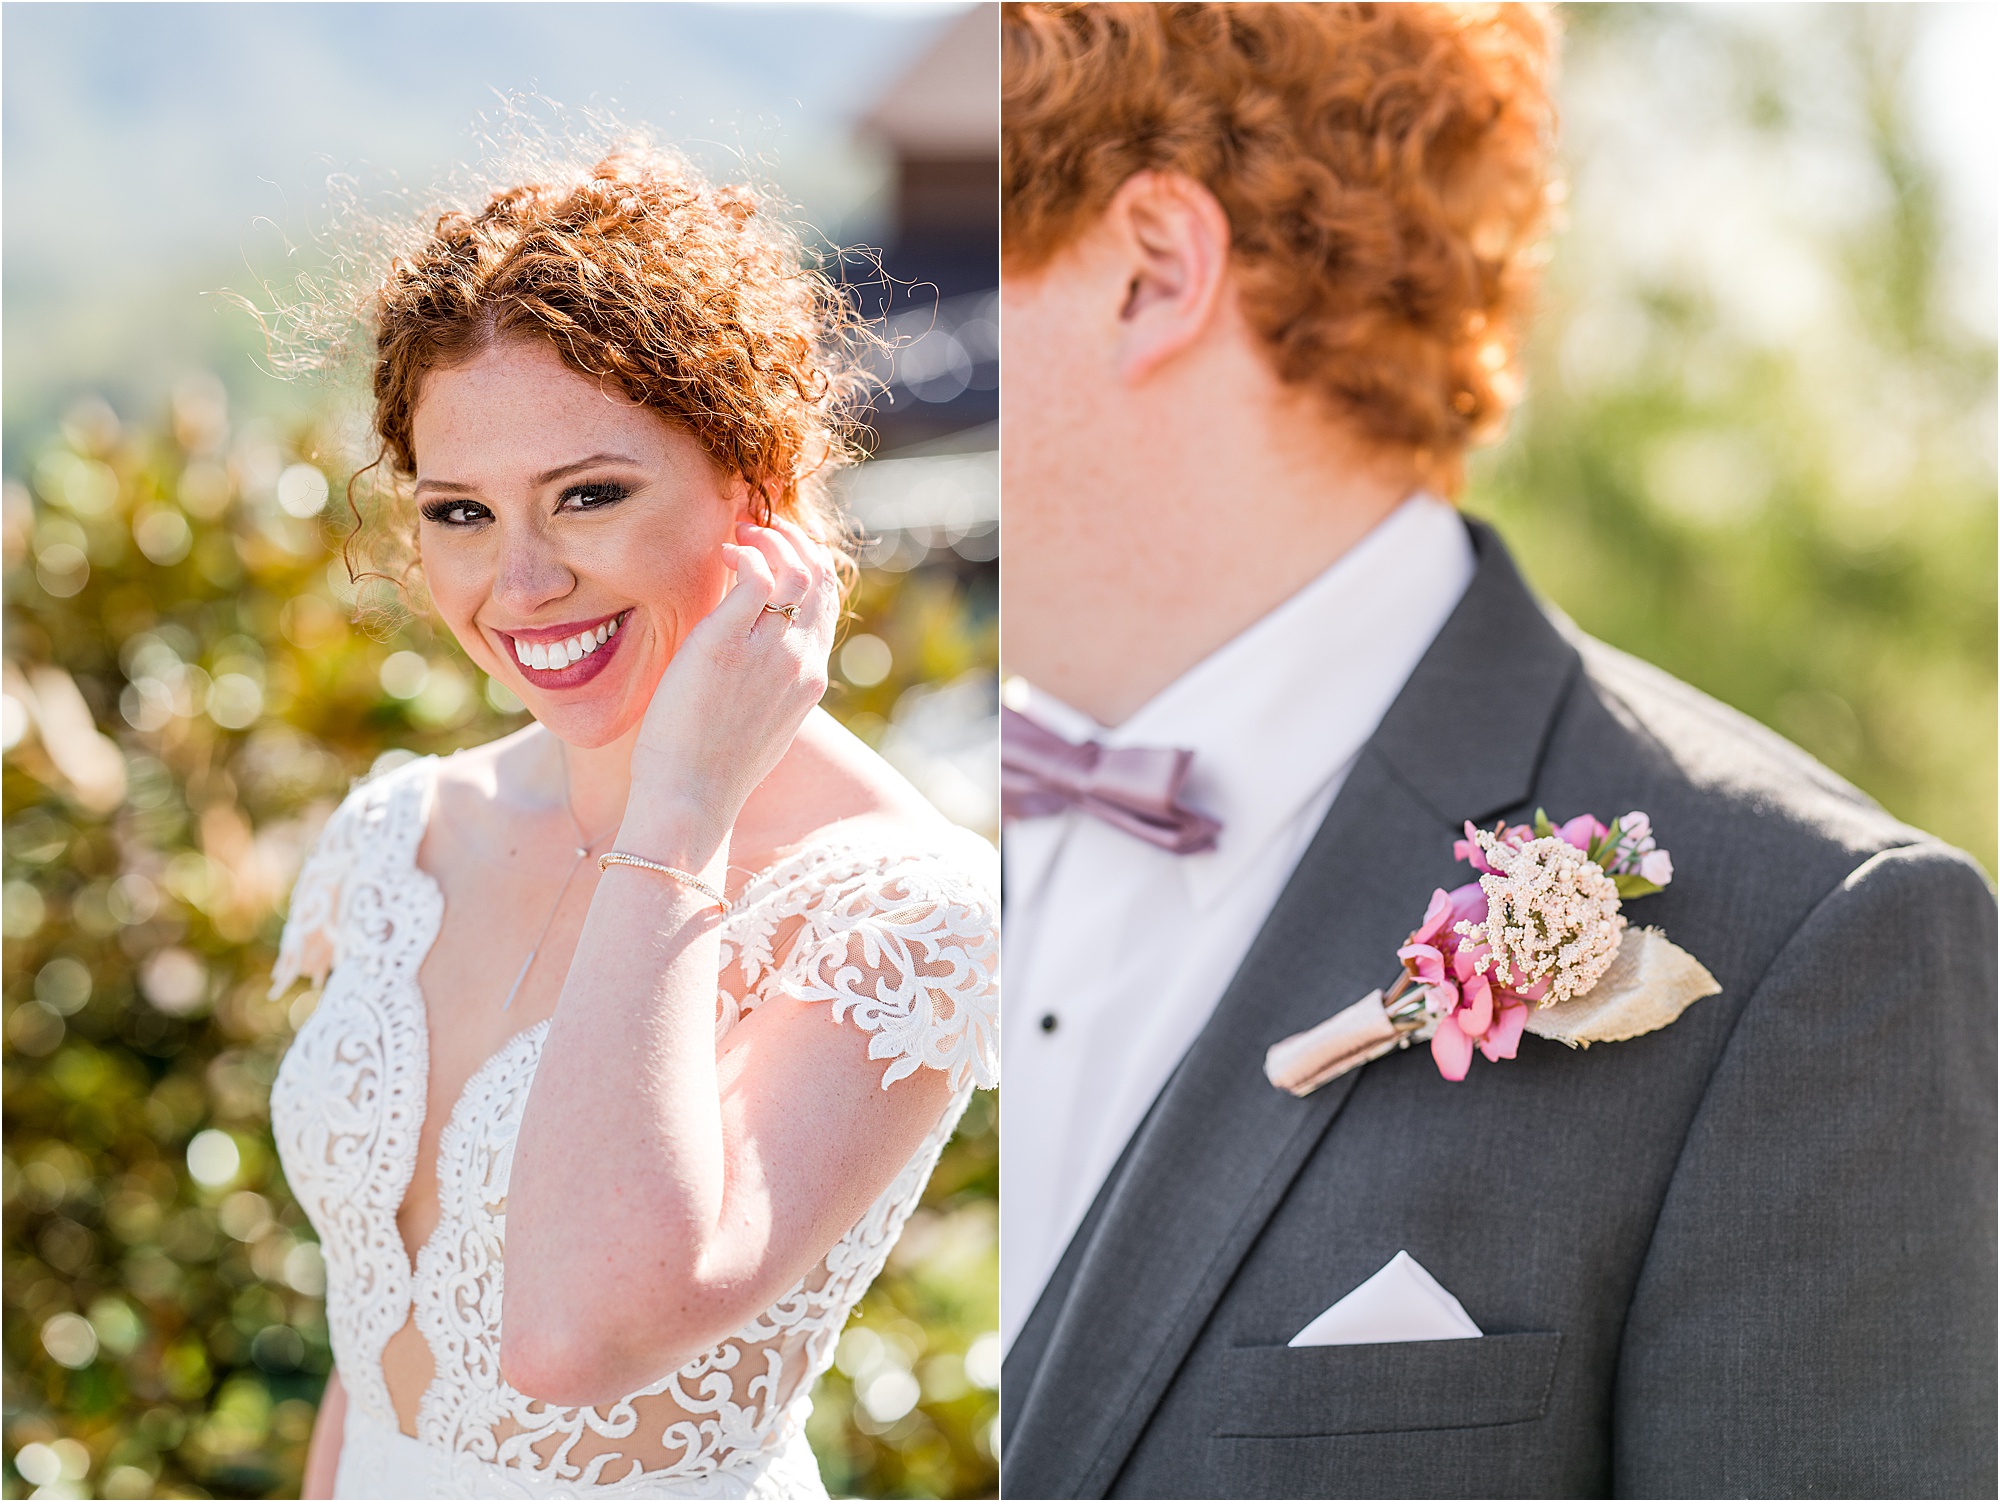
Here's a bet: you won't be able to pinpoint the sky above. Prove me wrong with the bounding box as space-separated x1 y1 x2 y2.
2 1 970 450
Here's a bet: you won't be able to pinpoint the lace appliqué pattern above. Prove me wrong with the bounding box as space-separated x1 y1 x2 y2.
724 839 1000 1093
269 759 439 1432
269 757 999 1497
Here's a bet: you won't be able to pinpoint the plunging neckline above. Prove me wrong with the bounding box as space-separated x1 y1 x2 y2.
384 753 970 1315
376 754 920 1434
268 748 1001 1480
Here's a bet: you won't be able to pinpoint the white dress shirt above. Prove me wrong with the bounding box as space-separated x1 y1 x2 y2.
999 494 1476 1352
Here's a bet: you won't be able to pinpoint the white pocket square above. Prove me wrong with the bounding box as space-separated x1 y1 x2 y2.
1288 1250 1483 1347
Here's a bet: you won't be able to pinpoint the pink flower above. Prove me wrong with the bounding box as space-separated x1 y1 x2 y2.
1457 821 1537 872
1560 814 1607 852
1451 941 1479 984
1430 989 1527 1080
1431 1013 1475 1081
1397 941 1446 987
1408 888 1455 947
1477 1001 1529 1062
1640 849 1674 887
1446 881 1488 929
1456 970 1495 1039
1454 823 1496 874
1424 835 1614 1079
1397 941 1457 1015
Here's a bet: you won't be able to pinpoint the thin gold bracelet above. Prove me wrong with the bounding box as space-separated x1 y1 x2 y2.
597 851 732 914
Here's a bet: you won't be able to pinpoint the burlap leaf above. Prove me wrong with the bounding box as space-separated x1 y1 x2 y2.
1522 927 1720 1048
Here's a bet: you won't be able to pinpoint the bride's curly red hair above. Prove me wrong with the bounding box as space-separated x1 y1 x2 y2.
1003 2 1557 492
271 133 873 606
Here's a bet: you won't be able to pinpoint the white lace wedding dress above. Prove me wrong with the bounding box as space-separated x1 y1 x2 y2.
267 755 1000 1498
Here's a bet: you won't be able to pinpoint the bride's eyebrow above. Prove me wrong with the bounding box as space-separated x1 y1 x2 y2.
411 453 641 498
535 453 641 485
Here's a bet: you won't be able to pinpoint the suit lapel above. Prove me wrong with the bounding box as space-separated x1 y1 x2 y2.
1003 523 1581 1497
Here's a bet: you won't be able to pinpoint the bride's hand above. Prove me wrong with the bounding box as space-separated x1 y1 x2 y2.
624 516 840 857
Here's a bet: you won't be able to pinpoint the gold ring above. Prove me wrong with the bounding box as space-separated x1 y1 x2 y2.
761 602 800 622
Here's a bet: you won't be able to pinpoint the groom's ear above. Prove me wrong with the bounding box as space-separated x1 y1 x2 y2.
1109 171 1234 385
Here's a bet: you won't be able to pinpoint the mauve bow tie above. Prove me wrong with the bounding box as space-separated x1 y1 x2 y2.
1000 705 1223 854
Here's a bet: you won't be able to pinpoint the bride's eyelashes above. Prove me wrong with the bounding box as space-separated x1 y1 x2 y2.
421 496 493 527
555 480 632 514
419 481 632 529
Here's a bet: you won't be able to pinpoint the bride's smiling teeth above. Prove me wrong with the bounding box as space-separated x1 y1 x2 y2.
513 613 625 672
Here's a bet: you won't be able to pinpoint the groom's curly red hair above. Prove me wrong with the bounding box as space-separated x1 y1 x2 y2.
1002 2 1557 492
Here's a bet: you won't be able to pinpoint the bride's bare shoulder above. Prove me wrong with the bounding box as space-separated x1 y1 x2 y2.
421 713 967 870
423 725 557 856
740 708 956 860
426 726 524 797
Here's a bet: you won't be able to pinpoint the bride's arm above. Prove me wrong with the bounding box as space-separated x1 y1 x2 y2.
301 1369 345 1499
502 858 957 1405
499 521 960 1406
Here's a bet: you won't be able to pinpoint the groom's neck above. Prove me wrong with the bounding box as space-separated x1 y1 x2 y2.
1002 346 1420 729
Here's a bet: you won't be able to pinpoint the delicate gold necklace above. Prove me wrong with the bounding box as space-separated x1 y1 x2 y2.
502 748 614 1013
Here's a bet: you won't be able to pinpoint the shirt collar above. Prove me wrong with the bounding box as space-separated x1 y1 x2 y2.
1007 493 1476 910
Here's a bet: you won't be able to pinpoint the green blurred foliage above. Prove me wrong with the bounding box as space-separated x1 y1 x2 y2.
1466 5 1995 872
2 380 997 1499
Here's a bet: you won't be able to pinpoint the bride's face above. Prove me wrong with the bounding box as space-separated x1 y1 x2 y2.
411 337 748 749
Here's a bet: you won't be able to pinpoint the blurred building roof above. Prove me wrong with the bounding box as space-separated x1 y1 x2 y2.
852 2 996 451
859 2 996 160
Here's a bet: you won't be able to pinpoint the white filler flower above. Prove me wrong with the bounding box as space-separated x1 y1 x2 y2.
1460 832 1626 1006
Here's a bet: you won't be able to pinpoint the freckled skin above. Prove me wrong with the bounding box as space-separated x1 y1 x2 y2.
412 338 744 759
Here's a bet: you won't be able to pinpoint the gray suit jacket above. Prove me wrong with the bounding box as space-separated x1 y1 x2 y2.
1001 522 1996 1499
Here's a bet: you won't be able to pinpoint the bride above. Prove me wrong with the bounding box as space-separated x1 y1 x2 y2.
267 141 999 1498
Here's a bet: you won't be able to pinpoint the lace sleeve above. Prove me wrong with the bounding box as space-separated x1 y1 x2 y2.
752 848 1000 1095
267 784 368 997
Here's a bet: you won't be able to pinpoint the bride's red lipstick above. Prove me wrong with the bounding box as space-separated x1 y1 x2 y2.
495 610 631 692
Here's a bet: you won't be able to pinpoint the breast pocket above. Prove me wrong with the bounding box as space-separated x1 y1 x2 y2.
1214 1332 1563 1438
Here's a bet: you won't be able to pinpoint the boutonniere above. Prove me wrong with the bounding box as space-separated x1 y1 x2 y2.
1265 811 1720 1096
